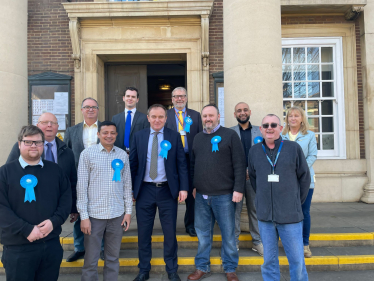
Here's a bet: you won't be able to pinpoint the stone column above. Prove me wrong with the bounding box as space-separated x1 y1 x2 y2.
360 0 374 203
223 0 283 230
0 1 28 165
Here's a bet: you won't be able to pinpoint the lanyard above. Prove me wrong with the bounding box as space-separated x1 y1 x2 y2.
262 141 283 174
174 109 185 128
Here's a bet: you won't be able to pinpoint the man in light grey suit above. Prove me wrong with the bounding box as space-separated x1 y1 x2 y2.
64 97 104 262
111 87 149 153
230 102 263 256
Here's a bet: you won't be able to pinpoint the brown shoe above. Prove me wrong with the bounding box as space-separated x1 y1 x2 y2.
226 272 239 281
187 269 212 281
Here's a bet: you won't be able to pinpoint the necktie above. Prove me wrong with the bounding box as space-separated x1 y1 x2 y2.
178 111 185 148
124 110 132 149
149 132 159 180
46 143 55 163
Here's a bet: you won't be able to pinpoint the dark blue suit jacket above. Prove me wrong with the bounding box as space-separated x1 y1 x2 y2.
130 127 189 200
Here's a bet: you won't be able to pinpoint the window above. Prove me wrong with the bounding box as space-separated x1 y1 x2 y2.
282 37 346 159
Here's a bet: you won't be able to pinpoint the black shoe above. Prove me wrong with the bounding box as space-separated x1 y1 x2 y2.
133 272 149 281
66 251 85 262
100 250 105 261
186 228 197 237
168 272 181 281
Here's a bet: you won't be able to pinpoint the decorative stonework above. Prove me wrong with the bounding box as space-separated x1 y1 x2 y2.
345 6 364 21
69 17 81 70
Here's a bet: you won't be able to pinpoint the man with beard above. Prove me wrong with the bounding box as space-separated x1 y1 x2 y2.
230 102 263 255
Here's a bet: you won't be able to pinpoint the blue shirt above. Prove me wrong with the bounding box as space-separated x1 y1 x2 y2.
143 127 167 183
19 156 44 169
174 107 189 153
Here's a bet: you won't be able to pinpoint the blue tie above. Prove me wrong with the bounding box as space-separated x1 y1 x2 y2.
124 110 132 149
46 142 55 163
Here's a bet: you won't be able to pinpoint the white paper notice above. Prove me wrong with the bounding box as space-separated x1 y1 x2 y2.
218 87 225 126
53 92 69 114
55 114 66 130
32 99 54 115
32 115 40 126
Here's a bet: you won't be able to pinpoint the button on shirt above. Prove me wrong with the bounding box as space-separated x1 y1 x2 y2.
239 123 252 167
174 107 189 153
76 143 132 220
83 120 98 149
44 139 57 163
125 107 136 126
143 128 167 183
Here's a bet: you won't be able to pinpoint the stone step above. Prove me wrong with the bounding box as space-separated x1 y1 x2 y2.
1 246 374 274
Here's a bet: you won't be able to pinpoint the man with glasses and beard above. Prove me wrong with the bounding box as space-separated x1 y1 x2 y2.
247 114 310 281
230 102 263 255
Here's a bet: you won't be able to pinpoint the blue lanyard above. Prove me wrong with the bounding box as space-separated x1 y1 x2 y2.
262 141 283 174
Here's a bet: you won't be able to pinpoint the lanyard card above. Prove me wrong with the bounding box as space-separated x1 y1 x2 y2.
268 174 279 182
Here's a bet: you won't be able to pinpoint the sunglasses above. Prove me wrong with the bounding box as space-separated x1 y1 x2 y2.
262 123 279 129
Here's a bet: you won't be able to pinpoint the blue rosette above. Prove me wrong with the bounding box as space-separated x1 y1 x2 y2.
254 136 263 144
111 159 124 182
184 116 193 133
20 175 38 203
159 140 172 159
211 136 222 152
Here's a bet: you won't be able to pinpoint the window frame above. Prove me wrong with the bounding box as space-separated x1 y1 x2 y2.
282 37 346 159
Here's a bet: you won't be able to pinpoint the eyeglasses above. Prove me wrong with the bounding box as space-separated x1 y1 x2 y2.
172 95 186 99
21 140 44 147
82 106 99 110
38 121 58 126
262 123 279 129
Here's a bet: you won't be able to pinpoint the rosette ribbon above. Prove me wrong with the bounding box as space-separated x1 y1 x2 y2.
20 175 37 203
211 136 222 152
184 116 193 133
112 159 124 182
159 140 172 159
254 136 263 144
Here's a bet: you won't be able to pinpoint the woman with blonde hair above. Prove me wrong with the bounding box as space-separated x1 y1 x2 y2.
282 106 317 258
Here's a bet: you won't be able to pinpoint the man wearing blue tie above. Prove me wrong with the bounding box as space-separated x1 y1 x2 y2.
112 87 149 153
130 104 189 281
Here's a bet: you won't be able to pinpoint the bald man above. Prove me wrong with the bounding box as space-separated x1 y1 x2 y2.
6 112 78 222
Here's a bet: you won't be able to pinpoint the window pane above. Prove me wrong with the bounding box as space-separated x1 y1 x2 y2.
322 65 334 80
308 117 319 132
322 82 334 97
293 65 306 81
307 65 319 80
282 48 291 64
294 100 305 111
282 65 292 81
321 47 333 63
283 101 291 117
322 117 334 132
307 47 319 63
294 83 306 98
293 48 305 63
283 83 292 98
316 134 320 150
308 82 320 98
322 100 333 115
322 134 334 150
307 101 319 115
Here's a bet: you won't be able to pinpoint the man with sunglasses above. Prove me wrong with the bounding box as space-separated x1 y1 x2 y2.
0 125 71 281
247 114 310 281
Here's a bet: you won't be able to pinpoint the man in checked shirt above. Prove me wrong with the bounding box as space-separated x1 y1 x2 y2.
77 121 132 281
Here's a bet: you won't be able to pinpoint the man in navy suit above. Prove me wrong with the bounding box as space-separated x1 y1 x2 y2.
130 104 189 281
165 87 203 237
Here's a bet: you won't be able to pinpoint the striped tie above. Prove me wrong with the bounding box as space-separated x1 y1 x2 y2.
149 132 159 180
178 111 185 148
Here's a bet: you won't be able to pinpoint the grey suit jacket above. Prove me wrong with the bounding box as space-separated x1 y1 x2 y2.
230 124 261 146
64 121 101 168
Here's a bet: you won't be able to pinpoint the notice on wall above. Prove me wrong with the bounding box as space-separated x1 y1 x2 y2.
218 87 225 126
55 114 66 130
32 99 54 115
53 92 69 114
32 115 40 126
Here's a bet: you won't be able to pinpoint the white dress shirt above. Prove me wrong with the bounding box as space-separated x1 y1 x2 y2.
83 120 98 149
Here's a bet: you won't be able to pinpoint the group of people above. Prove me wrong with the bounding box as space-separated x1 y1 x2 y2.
0 85 317 281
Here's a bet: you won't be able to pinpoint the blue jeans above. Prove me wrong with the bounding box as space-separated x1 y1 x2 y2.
194 192 238 273
74 216 104 252
258 221 308 281
302 189 314 246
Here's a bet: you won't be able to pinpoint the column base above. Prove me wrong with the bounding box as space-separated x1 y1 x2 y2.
360 183 374 203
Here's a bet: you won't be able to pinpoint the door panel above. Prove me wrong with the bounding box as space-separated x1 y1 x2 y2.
106 65 148 121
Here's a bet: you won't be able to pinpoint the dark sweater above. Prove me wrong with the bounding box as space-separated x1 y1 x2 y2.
0 159 71 246
190 126 246 195
248 138 311 224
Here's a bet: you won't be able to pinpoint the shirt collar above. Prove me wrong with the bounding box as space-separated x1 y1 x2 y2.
19 156 44 169
203 124 221 134
174 107 186 114
98 142 116 153
150 127 164 135
125 107 137 115
44 138 56 146
83 120 98 128
239 122 252 131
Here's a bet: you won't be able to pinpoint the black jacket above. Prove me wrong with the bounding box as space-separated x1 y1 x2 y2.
6 137 77 213
248 138 310 224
